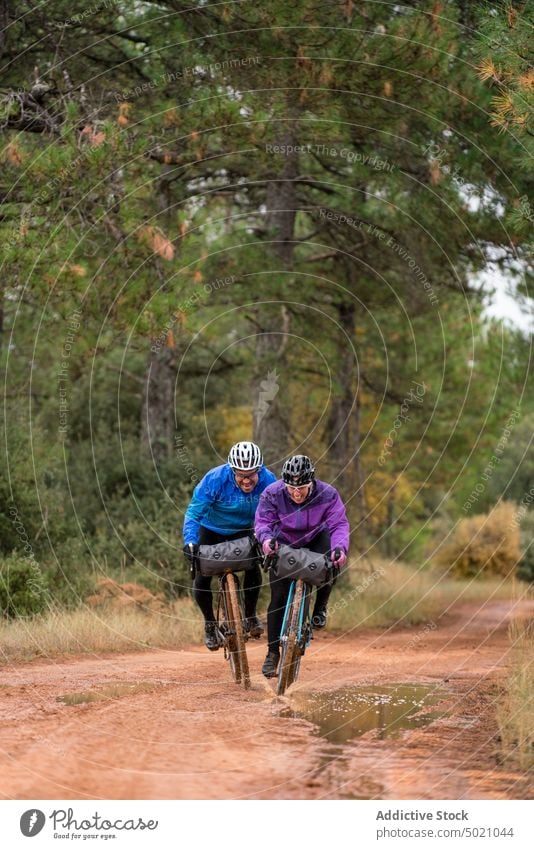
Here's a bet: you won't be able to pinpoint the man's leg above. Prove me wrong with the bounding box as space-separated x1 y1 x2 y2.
192 572 223 650
192 572 215 623
262 571 291 677
242 564 262 617
243 563 264 636
306 530 333 626
194 526 229 650
313 582 333 623
266 571 292 655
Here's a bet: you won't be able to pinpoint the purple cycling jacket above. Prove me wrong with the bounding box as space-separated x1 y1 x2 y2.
255 479 350 551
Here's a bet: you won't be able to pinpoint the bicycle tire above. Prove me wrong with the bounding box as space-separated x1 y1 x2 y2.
219 580 240 683
285 583 304 690
226 573 251 690
277 580 304 696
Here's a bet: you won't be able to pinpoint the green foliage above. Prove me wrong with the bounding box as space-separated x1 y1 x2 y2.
88 508 190 599
0 427 73 558
43 539 98 608
0 1 532 609
479 413 534 509
0 553 50 618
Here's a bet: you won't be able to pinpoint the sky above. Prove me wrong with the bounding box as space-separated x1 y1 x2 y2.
475 267 533 336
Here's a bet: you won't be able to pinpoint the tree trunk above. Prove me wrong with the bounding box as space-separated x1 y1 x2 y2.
253 120 299 466
351 382 368 547
140 159 177 463
141 340 176 463
0 1 7 57
324 298 367 545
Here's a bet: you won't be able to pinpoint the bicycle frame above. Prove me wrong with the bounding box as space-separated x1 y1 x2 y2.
279 580 312 650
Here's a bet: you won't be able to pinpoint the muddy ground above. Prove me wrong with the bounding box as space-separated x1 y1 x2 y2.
0 599 532 800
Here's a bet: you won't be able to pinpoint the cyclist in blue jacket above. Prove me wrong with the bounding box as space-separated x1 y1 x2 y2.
183 441 276 650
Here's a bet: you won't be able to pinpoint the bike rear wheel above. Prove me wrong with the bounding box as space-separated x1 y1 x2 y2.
277 580 304 696
225 573 251 690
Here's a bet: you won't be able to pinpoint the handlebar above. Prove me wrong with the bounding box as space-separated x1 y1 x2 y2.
261 543 332 568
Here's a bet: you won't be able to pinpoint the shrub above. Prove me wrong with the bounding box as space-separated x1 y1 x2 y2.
0 553 50 618
436 501 520 579
89 513 189 599
43 538 98 607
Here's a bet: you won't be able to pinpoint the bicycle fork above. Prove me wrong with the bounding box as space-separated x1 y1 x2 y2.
280 581 313 653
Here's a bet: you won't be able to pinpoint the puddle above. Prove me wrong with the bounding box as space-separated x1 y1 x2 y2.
57 681 163 706
283 684 446 744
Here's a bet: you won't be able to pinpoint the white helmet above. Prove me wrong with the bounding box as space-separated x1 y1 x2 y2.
228 441 263 471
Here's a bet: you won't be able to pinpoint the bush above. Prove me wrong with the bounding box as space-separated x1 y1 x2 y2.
91 485 192 595
43 538 98 607
436 501 521 579
0 553 50 618
0 426 77 559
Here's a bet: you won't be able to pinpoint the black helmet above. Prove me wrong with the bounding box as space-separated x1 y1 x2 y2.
282 455 315 486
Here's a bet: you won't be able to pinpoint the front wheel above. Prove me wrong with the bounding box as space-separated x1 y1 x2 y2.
225 573 251 690
277 580 304 696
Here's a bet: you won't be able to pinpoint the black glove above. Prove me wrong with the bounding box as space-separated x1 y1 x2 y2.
183 543 199 577
261 539 279 572
331 547 346 571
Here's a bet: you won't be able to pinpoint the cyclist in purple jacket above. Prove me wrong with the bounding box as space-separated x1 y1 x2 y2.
255 455 350 678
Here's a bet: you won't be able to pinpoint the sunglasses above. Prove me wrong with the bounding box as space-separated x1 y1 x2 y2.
233 469 260 481
285 482 311 491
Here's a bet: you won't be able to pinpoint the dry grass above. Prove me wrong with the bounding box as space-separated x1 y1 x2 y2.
497 617 534 772
0 598 203 665
328 557 526 631
0 559 528 665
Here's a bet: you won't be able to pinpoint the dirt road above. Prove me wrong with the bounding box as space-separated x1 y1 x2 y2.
0 600 532 800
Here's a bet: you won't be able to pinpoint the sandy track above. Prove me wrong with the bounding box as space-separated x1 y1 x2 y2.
0 599 532 800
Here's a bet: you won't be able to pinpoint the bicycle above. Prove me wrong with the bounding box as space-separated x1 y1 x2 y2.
216 568 251 690
277 577 314 696
264 544 332 696
194 536 261 690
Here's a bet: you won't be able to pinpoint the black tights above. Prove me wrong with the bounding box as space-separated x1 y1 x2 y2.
266 531 333 654
193 527 262 623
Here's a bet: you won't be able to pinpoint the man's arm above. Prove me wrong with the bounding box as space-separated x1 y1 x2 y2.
254 489 280 543
324 489 350 552
183 475 217 544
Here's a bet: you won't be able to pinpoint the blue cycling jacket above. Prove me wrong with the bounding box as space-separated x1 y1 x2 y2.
183 463 277 544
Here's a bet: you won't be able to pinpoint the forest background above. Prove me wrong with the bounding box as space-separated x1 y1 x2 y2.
0 0 533 615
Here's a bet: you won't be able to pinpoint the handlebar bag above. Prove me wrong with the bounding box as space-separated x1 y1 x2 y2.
271 544 331 587
197 537 258 577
